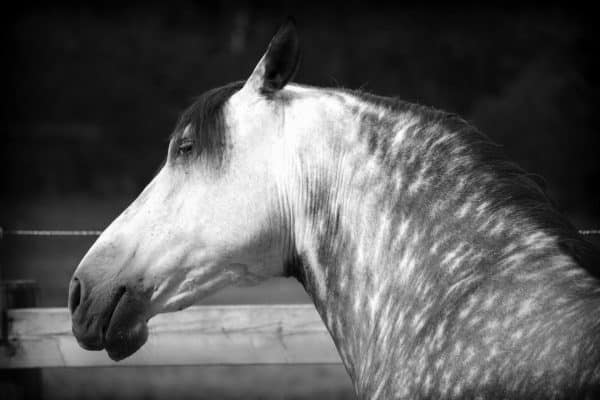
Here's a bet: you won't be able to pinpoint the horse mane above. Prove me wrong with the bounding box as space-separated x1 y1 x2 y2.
342 88 600 281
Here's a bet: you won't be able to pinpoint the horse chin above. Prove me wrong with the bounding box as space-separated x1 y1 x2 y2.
104 319 149 361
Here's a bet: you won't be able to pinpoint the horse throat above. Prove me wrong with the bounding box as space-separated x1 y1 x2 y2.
287 163 410 395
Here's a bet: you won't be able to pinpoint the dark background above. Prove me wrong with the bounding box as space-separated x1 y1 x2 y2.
1 2 598 399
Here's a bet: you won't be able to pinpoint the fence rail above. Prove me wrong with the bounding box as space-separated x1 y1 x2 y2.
0 305 341 368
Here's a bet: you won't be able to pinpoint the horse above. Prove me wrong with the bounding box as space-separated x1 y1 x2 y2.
68 19 600 399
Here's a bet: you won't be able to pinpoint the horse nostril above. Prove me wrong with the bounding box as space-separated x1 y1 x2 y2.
69 277 82 314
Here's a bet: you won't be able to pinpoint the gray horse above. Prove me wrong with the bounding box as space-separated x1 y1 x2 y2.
69 20 600 399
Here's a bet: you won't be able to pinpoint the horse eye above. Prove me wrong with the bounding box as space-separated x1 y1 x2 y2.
177 140 194 156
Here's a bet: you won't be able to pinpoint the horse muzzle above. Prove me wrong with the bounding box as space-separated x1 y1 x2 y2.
68 272 151 361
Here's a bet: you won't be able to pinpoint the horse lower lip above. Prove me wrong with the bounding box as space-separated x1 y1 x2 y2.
102 289 150 361
105 320 149 361
76 338 104 351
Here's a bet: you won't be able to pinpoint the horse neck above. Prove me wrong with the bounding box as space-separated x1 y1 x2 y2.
280 90 600 397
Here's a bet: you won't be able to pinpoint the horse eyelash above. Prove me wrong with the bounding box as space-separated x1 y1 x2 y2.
176 138 194 156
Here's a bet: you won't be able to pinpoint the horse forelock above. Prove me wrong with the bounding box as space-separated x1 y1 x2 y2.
170 81 244 167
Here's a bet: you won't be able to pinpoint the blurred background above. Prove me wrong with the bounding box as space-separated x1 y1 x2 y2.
1 1 597 399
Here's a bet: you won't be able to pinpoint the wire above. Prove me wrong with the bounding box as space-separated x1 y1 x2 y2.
0 228 102 238
579 229 600 236
1 227 599 238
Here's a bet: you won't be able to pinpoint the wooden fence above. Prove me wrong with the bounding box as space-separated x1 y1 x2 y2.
1 304 341 368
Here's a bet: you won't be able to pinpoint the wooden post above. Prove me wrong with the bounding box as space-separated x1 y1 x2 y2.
0 280 41 400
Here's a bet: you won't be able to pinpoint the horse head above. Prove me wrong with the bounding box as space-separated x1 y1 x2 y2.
68 20 307 361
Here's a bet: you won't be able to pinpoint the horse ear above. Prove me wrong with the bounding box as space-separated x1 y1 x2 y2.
245 18 301 94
